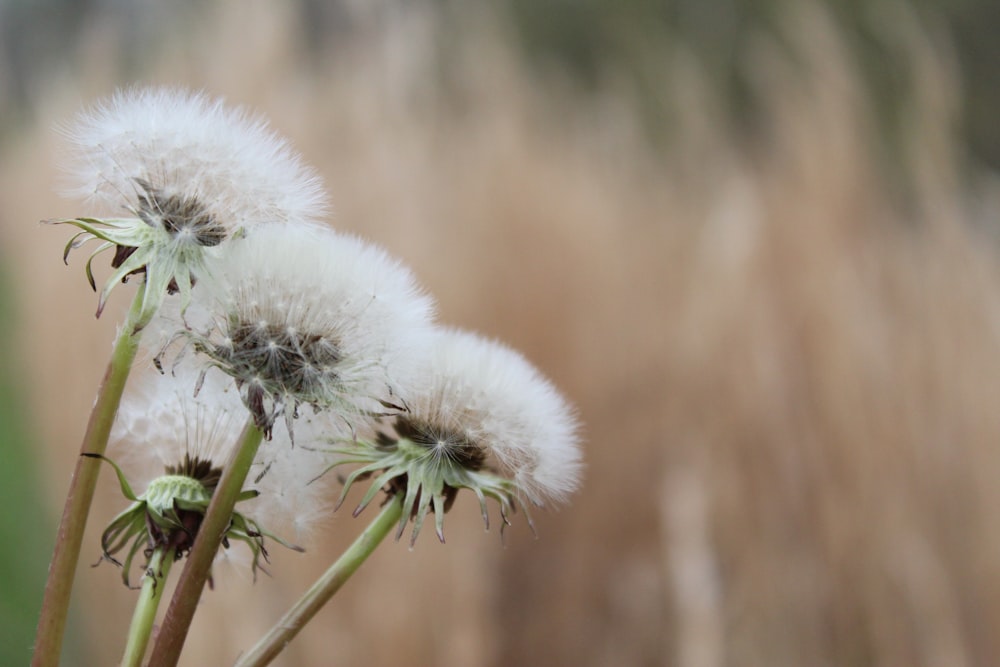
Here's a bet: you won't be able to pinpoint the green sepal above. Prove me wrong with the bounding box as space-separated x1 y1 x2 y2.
99 503 145 559
236 489 260 503
321 436 530 545
120 531 149 589
62 230 93 265
81 452 139 501
97 245 151 318
170 497 209 515
84 241 115 291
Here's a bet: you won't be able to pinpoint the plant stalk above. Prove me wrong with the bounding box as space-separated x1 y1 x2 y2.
32 288 146 667
121 547 176 667
147 419 264 667
234 494 405 667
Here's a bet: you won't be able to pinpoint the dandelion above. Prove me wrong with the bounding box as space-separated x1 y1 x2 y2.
327 327 583 545
97 363 314 588
33 89 328 663
54 86 328 326
235 329 583 666
167 221 436 440
91 362 323 667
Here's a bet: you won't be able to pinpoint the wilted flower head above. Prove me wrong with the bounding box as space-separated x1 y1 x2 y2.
55 86 327 326
327 327 582 545
171 222 435 440
95 363 324 587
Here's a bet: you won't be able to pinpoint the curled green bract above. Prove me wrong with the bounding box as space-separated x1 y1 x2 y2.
84 453 301 588
323 437 532 547
55 215 213 329
52 180 233 328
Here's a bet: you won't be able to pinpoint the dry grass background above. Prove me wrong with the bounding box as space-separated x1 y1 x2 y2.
3 1 1000 666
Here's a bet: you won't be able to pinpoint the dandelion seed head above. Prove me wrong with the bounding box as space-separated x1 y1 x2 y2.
184 222 435 437
326 327 582 544
62 86 328 230
111 360 245 492
110 359 328 544
100 361 318 583
54 86 330 325
398 328 583 505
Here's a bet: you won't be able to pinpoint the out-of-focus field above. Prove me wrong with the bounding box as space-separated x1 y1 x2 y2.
3 2 1000 666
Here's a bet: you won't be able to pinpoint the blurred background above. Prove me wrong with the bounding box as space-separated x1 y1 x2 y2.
3 0 1000 665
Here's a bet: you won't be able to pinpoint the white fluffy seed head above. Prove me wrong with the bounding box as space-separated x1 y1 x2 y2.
186 221 436 435
111 361 245 492
110 360 329 544
399 328 583 505
61 86 328 230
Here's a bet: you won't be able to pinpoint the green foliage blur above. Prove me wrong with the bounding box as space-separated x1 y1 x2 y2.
0 265 51 665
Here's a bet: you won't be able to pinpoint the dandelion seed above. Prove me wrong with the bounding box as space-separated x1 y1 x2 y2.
53 86 328 326
324 327 582 545
174 222 435 440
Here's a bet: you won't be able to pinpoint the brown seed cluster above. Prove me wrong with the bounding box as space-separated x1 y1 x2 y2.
389 416 489 472
202 317 343 435
106 179 228 290
164 454 223 491
135 178 226 247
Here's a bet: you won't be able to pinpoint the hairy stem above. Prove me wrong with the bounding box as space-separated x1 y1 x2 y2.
32 288 146 667
234 494 405 667
147 419 264 667
121 547 176 667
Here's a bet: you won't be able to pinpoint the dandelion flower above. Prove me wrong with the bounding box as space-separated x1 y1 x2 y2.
54 86 327 325
326 327 583 545
171 222 435 440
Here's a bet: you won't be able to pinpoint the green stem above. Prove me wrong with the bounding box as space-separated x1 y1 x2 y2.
32 288 146 667
234 494 405 667
121 547 176 667
147 419 264 667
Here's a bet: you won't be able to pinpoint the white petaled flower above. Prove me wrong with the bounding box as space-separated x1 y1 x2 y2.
170 221 435 440
326 327 583 545
54 86 328 327
95 362 326 587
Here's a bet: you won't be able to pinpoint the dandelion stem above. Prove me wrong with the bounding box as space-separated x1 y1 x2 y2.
147 418 265 667
32 287 146 667
234 493 405 667
121 547 176 667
